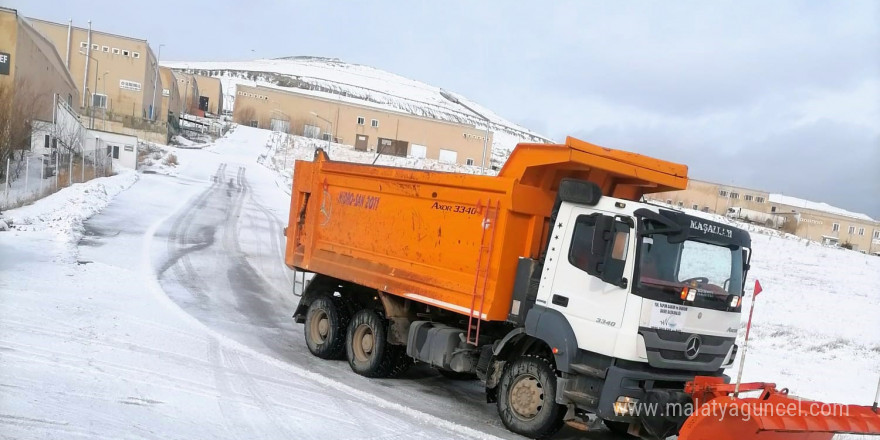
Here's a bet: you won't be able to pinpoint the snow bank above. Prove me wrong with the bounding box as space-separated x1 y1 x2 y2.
5 170 138 240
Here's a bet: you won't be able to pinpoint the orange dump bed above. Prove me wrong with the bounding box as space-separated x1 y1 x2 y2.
285 137 688 322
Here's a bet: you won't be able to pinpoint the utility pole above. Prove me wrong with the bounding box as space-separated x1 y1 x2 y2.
150 44 164 121
439 89 491 174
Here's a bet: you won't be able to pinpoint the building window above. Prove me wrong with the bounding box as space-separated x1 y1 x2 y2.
730 192 740 199
119 80 142 91
132 52 140 59
702 207 709 212
112 48 120 55
92 93 107 109
832 223 840 232
692 204 698 210
122 50 130 56
678 201 684 207
466 158 475 166
874 231 879 239
80 42 87 48
666 199 673 204
357 116 365 125
718 190 728 197
92 43 99 50
848 226 855 234
744 194 754 201
858 227 865 236
107 145 119 159
102 46 109 52
371 119 379 128
771 206 777 213
755 196 765 203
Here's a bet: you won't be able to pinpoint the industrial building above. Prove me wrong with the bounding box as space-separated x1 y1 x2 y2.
28 18 162 122
650 179 880 253
0 7 78 123
232 84 490 165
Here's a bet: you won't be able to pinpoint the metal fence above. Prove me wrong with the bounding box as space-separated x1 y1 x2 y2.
1 149 114 211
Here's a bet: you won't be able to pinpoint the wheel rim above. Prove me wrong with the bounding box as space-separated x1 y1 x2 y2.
508 374 544 420
352 324 374 362
308 310 330 344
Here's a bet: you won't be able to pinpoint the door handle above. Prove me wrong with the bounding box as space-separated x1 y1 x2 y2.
552 294 569 307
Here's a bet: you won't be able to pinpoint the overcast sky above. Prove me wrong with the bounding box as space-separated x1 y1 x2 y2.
10 0 880 217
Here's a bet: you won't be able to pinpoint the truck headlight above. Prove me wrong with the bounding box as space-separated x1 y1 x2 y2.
613 396 639 416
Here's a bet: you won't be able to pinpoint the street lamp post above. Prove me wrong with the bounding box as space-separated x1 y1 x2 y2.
310 111 333 152
150 44 164 121
439 89 491 174
101 71 109 130
79 50 99 129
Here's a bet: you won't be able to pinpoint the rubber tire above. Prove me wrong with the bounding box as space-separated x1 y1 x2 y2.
304 296 348 359
603 420 636 438
496 355 566 439
345 309 411 378
436 368 477 381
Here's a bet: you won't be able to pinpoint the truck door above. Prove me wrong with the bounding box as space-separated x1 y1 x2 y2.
546 205 634 357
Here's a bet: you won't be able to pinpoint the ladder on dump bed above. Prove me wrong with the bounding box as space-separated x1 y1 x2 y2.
466 199 500 346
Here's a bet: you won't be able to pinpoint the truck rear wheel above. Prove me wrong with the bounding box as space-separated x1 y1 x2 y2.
497 355 565 439
304 296 348 359
346 309 410 378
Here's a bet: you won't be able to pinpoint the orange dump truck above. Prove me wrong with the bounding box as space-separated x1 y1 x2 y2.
284 137 880 439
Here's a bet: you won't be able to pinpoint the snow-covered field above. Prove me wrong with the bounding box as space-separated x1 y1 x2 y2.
1 125 877 440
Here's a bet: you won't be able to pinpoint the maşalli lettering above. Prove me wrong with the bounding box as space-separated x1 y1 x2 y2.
689 220 733 239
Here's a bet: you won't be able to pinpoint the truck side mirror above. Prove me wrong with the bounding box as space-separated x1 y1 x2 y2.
590 216 630 288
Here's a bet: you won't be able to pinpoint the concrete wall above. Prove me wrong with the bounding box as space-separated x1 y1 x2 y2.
232 84 490 165
28 18 157 119
0 9 78 122
193 74 222 115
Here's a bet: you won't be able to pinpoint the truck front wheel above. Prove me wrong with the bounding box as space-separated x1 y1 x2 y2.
304 296 348 359
497 355 565 439
346 309 410 378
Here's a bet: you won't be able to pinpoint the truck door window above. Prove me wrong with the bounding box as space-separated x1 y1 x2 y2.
568 216 596 272
568 215 631 283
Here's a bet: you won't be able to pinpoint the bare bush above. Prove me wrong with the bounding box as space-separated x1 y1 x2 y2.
0 80 43 183
164 153 178 166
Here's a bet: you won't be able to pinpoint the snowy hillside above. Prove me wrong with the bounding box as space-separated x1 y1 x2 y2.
162 56 551 165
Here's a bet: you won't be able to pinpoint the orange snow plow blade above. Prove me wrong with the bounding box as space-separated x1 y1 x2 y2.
679 377 880 440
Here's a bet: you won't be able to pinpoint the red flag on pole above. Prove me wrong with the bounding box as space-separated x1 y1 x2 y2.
754 279 763 297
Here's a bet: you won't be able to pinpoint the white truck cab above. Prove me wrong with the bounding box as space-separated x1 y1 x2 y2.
506 180 751 438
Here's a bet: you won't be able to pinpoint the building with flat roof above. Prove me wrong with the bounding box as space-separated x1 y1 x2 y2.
649 179 879 253
232 83 491 166
28 18 162 121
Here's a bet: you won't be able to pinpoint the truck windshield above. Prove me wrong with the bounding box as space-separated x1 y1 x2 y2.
635 233 746 308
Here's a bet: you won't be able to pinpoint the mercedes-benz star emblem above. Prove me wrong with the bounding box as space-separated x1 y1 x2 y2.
684 335 702 360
